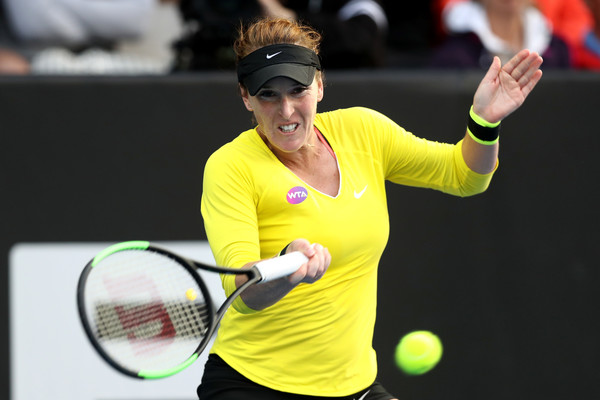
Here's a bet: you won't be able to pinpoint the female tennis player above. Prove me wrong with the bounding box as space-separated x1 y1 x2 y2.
199 17 543 400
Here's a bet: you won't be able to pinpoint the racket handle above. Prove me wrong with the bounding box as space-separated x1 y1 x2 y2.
254 251 308 283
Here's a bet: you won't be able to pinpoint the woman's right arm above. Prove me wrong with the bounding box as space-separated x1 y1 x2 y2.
234 239 331 311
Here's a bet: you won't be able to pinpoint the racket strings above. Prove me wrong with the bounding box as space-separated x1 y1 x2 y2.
94 300 210 340
83 249 212 372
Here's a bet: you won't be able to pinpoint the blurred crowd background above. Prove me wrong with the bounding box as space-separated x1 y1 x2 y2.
0 0 598 75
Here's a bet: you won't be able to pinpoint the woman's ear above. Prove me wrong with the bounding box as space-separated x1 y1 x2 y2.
239 84 253 111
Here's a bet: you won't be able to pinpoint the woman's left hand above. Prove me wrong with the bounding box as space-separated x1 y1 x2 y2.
472 49 543 123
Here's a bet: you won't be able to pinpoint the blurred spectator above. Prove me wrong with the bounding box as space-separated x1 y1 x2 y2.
573 0 600 69
380 1 438 68
173 0 261 70
535 0 594 51
0 48 28 74
172 0 388 71
434 0 594 64
0 0 183 74
429 0 570 69
0 1 29 74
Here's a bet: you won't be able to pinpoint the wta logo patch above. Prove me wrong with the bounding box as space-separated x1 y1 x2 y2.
286 186 308 204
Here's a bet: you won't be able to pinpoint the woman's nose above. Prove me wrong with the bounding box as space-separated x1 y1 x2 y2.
279 96 294 120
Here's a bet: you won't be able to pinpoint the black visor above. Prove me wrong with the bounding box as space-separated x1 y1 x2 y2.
237 44 321 96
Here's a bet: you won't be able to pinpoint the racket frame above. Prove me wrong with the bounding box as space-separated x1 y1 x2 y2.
77 241 260 379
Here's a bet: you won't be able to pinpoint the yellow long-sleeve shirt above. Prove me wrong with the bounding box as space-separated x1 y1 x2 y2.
200 107 495 396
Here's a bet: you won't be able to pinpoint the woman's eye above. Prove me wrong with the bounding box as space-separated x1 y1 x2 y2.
292 86 308 95
258 90 276 98
256 86 308 100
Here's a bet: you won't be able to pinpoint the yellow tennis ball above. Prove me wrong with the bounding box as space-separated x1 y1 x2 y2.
185 288 197 301
395 330 443 375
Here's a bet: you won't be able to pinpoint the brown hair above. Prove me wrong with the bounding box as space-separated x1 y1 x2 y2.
234 17 322 62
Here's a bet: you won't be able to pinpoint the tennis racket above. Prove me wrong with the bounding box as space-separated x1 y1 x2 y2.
77 240 307 379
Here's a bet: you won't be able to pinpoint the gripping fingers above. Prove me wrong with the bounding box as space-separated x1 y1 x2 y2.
288 243 330 284
305 244 329 282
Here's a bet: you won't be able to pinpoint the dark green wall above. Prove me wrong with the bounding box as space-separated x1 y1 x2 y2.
2 71 598 399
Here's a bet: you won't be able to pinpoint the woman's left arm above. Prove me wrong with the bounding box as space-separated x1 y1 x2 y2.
462 49 544 174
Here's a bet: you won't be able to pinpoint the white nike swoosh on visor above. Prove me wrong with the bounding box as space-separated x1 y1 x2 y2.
266 51 282 59
354 185 368 199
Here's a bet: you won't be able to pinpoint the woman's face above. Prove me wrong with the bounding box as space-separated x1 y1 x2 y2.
241 74 324 153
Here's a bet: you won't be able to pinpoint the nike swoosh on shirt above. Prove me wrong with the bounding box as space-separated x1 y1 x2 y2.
355 389 370 400
354 185 368 199
266 51 282 59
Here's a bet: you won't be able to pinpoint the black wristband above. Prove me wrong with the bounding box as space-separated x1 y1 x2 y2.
279 243 291 256
467 106 500 145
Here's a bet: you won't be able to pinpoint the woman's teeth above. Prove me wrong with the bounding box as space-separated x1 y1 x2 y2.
280 124 298 133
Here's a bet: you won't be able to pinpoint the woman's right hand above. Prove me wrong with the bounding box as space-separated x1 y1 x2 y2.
236 239 331 310
285 239 331 285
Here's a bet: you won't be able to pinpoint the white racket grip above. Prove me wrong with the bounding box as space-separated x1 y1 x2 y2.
254 251 309 283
